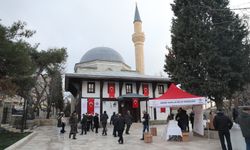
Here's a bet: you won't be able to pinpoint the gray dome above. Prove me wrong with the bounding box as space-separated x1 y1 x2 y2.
80 47 125 63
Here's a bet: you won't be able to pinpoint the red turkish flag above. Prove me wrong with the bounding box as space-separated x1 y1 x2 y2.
143 84 149 96
108 83 115 98
160 107 166 113
132 98 139 108
87 98 94 114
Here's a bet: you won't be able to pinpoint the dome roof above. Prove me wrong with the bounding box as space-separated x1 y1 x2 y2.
80 47 125 63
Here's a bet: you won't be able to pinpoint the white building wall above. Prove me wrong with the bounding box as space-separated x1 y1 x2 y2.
155 83 169 98
103 81 119 98
81 81 100 98
102 101 118 122
79 80 170 121
148 106 154 120
122 82 136 95
154 84 169 120
140 101 147 120
155 107 170 120
75 61 131 73
96 62 123 71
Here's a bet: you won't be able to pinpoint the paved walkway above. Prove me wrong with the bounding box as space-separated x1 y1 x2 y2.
230 123 245 150
15 123 245 150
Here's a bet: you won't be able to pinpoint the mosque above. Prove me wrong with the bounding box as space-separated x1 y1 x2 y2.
65 5 171 122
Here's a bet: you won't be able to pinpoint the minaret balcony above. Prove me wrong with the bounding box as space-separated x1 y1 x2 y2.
132 33 145 42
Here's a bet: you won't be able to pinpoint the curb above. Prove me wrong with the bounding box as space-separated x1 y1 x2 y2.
5 131 38 150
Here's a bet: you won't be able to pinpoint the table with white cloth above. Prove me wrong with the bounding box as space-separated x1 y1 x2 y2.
162 120 182 141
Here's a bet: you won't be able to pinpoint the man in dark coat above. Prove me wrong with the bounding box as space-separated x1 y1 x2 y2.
110 112 118 137
100 111 109 136
232 107 239 123
80 114 87 135
140 111 150 140
69 111 78 139
86 113 94 132
116 113 125 144
175 108 183 130
57 113 62 134
182 110 189 132
93 113 100 133
60 113 66 133
213 109 233 150
110 112 116 125
238 106 250 150
124 110 133 134
189 111 194 129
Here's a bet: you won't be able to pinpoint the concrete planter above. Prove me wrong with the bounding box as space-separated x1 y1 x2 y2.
149 120 167 125
203 129 219 139
10 115 22 129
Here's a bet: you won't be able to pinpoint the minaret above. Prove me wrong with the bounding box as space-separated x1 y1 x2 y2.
132 4 145 74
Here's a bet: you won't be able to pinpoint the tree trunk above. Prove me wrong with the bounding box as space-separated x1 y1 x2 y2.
215 99 223 110
0 103 3 127
21 98 27 133
229 99 232 112
46 107 51 119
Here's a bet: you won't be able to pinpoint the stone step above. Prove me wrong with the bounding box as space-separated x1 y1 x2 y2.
1 124 11 128
1 123 33 133
1 125 12 129
1 124 20 132
10 128 20 132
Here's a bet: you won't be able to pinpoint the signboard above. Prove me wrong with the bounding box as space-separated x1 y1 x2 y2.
148 97 206 107
81 98 100 117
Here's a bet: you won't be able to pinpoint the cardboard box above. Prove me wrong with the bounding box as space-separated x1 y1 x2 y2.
150 127 157 136
144 132 153 143
182 132 189 142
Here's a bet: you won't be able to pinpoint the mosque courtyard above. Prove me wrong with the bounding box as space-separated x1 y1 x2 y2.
6 123 245 150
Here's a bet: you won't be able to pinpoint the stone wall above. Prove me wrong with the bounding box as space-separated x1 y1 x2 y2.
10 115 22 129
10 117 57 129
38 119 57 126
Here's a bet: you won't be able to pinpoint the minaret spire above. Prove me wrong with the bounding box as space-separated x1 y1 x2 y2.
132 4 145 74
134 4 141 22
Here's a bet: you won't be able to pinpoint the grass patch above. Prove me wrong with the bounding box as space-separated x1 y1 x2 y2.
0 131 30 150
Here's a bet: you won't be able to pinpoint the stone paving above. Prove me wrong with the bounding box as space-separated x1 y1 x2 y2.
14 123 245 150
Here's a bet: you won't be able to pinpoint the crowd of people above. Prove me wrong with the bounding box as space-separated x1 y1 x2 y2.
57 108 196 144
173 108 194 132
57 107 250 149
57 110 135 144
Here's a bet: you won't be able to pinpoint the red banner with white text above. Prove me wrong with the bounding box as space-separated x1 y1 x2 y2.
132 98 139 108
143 84 149 96
108 83 115 98
87 98 94 114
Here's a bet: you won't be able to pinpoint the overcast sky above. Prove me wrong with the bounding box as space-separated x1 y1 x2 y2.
0 0 249 76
